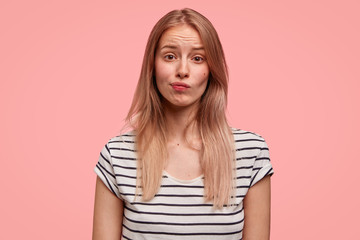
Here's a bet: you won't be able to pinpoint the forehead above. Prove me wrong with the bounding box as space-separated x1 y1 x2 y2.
158 24 203 47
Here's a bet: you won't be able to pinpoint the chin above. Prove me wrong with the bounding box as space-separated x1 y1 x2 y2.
161 96 200 109
170 100 199 109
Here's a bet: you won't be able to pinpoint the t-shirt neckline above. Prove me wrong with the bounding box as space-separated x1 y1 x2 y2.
163 170 204 184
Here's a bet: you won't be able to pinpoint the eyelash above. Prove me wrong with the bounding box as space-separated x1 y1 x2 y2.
193 56 204 62
164 54 176 60
164 54 205 63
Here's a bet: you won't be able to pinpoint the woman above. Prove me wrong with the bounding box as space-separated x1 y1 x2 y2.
93 8 273 240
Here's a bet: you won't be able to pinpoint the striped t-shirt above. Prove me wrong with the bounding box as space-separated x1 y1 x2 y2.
94 128 274 240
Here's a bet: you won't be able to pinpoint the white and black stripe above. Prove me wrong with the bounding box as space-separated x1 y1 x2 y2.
94 128 274 239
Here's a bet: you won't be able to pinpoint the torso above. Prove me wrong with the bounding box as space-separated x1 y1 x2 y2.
94 128 274 240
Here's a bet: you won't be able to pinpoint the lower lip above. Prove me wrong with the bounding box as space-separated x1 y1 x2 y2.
172 85 189 91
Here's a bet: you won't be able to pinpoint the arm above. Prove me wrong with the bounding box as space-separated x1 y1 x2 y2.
242 175 271 240
92 176 124 240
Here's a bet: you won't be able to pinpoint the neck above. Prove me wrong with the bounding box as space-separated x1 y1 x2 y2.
163 102 200 144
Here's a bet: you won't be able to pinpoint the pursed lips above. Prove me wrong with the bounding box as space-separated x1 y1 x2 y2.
170 82 190 88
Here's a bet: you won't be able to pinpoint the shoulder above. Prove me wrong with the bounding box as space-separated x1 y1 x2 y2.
106 130 136 145
231 127 266 143
104 130 137 156
230 128 274 192
230 127 269 156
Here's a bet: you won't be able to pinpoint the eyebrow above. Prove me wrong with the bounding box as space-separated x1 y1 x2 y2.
160 44 205 51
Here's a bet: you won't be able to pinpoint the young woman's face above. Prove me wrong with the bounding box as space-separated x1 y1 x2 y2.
154 24 210 109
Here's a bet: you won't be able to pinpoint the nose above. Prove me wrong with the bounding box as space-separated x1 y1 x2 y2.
176 59 189 79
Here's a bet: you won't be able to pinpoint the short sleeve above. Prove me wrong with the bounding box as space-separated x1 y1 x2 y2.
94 143 122 198
249 139 274 187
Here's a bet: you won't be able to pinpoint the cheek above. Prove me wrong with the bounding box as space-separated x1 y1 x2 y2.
201 64 210 79
196 72 209 93
154 60 170 96
199 70 210 91
199 69 209 84
155 59 172 81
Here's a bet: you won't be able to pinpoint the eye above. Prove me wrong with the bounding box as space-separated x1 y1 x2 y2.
164 54 176 61
193 56 205 62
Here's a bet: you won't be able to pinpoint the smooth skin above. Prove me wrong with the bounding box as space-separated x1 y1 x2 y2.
154 24 208 180
92 24 271 239
155 24 209 110
93 176 124 240
243 175 271 240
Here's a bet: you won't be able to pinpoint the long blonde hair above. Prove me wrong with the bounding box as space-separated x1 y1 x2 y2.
126 8 235 207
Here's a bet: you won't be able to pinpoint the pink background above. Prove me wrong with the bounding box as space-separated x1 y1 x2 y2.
1 0 359 239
